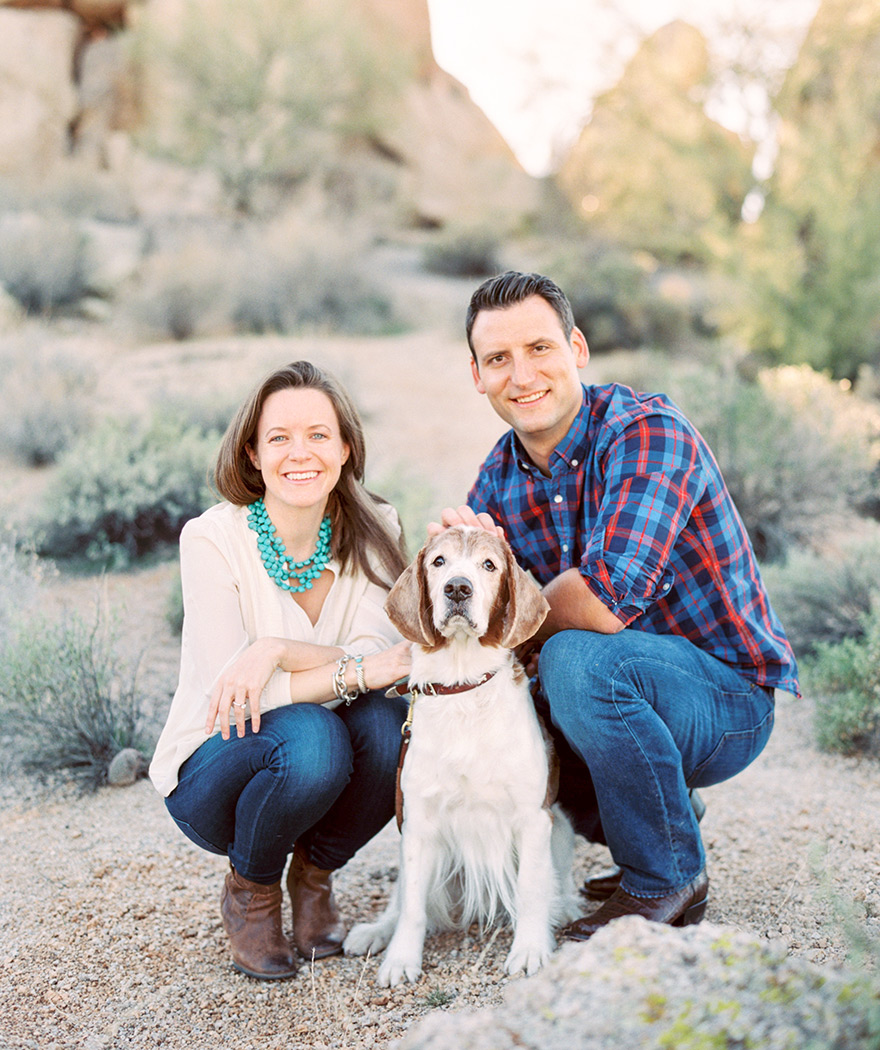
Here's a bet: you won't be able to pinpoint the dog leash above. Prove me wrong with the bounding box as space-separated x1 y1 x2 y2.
388 671 498 832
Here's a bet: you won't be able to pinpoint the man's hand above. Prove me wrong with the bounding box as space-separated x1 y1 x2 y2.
427 505 505 538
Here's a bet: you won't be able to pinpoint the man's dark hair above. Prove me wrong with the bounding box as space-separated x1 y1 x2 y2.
465 271 576 361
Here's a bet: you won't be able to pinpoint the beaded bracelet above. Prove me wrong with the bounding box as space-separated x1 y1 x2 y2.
354 654 367 696
333 654 359 704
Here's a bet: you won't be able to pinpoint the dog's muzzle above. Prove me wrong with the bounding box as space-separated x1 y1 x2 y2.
440 576 477 631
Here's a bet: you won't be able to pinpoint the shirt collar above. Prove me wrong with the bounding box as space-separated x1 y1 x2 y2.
512 386 590 477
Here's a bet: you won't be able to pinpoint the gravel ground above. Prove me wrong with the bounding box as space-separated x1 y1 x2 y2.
1 682 879 1050
1 331 878 1049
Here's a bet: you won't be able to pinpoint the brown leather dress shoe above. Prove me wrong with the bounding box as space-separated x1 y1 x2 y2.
220 867 298 980
564 869 709 941
580 789 707 902
287 843 346 960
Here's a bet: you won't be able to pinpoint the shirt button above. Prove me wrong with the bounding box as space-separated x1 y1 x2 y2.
554 494 563 503
562 544 569 553
571 459 579 466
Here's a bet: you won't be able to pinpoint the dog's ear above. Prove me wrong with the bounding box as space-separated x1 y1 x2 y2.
385 546 440 647
500 544 550 649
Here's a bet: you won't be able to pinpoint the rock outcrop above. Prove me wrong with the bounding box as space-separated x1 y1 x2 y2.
399 917 878 1050
0 0 537 230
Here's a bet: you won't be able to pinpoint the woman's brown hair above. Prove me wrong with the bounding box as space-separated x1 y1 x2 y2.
214 361 407 589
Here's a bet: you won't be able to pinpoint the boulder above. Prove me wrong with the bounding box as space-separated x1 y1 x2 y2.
107 748 149 786
0 8 80 177
399 918 877 1050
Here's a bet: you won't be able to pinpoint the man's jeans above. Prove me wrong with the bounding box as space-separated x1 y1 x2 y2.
166 693 406 883
537 629 775 897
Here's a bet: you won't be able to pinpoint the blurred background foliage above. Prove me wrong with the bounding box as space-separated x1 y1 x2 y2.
2 0 880 767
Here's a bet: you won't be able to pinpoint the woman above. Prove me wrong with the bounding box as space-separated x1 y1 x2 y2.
150 361 411 981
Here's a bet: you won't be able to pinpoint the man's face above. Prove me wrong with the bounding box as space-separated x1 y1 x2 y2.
470 295 589 462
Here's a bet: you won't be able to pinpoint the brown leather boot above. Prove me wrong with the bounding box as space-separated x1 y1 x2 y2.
287 843 346 960
220 867 298 980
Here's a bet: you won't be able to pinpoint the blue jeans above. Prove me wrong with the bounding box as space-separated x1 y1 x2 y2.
537 629 774 897
165 693 406 884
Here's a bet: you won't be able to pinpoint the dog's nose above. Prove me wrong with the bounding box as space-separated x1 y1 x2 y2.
444 577 473 603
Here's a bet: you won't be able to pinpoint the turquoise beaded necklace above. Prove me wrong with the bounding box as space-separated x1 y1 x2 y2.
247 498 332 593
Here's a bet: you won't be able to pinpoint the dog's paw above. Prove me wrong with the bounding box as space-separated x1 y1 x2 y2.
344 922 392 957
377 952 423 987
505 938 553 977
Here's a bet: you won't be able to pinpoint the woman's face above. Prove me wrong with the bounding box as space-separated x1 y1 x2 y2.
248 387 350 518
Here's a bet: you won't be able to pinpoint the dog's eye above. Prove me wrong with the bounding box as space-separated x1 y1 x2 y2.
482 559 497 572
432 555 445 567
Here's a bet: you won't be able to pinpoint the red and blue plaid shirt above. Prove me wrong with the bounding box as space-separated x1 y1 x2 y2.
468 383 800 695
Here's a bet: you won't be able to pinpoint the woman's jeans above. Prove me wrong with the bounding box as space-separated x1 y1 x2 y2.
537 629 775 897
165 692 406 884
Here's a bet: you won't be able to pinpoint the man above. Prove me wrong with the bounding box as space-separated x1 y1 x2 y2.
433 271 799 939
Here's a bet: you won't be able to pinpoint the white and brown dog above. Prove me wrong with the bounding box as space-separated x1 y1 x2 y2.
343 525 580 986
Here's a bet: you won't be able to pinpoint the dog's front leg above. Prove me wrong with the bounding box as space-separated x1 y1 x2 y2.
377 815 436 987
506 807 556 976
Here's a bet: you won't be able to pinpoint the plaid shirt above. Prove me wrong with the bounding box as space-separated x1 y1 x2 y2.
468 383 800 695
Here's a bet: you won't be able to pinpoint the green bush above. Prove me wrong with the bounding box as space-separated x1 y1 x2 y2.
134 235 402 339
0 604 151 790
0 532 50 656
596 357 878 562
807 602 880 757
762 533 880 659
37 414 219 566
0 213 88 314
0 343 97 465
423 229 502 278
544 241 701 353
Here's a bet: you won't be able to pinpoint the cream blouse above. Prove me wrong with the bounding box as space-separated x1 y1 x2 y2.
149 501 403 796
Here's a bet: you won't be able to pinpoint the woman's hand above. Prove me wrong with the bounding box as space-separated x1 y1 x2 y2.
362 641 412 692
206 637 287 740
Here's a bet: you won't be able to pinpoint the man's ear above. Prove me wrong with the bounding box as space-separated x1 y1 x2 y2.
470 356 487 395
571 326 590 369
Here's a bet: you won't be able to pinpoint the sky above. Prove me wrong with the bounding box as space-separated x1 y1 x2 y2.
426 0 822 175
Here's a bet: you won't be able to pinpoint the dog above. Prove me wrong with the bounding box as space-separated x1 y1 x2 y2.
343 525 580 986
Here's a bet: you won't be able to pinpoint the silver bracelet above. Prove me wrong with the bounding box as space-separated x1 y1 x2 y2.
354 654 367 696
334 654 359 704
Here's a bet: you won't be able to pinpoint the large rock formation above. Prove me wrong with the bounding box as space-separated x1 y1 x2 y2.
0 7 80 177
0 0 537 230
398 918 877 1050
556 21 754 263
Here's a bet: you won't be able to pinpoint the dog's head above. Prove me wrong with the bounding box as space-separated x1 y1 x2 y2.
386 526 549 650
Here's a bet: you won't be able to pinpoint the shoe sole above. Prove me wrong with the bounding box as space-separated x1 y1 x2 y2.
231 961 298 980
672 894 708 927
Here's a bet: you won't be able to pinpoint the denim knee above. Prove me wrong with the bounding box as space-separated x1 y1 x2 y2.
268 704 354 803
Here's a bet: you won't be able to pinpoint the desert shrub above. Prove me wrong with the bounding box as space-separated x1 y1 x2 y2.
133 243 228 340
423 229 502 278
133 0 409 214
0 532 52 656
37 414 219 566
544 241 701 353
0 604 151 790
229 239 401 336
807 602 880 757
762 532 880 659
0 213 88 314
596 357 879 563
0 343 97 465
134 234 401 339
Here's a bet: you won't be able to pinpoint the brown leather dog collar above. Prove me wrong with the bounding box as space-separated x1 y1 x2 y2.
386 669 498 700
